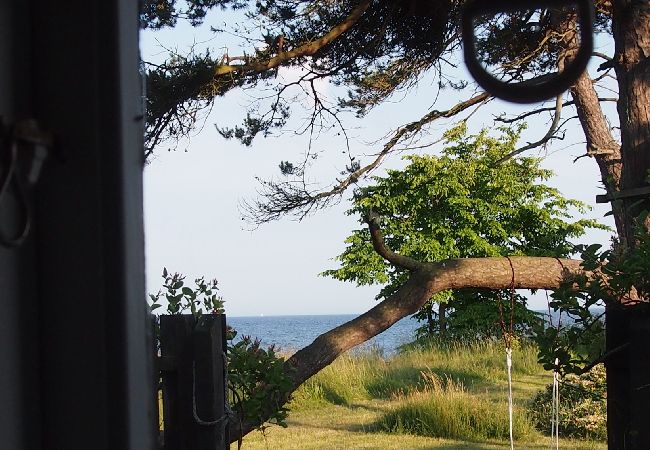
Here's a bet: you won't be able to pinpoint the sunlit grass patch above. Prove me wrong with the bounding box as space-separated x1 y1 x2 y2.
376 373 535 441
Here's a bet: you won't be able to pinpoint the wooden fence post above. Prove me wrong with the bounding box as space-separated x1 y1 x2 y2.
159 314 228 450
152 315 163 449
193 314 228 449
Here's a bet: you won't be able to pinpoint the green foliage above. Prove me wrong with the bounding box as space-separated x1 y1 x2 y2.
227 330 293 429
140 1 614 149
324 127 605 338
149 268 224 315
140 0 248 29
536 221 650 375
528 364 607 440
149 269 292 430
441 290 543 341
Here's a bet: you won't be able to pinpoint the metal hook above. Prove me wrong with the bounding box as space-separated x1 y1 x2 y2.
0 139 31 247
461 0 594 104
0 119 54 248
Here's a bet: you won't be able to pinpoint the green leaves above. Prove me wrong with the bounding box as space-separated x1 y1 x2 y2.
148 270 290 432
325 126 604 340
227 335 292 429
537 222 650 375
148 269 225 317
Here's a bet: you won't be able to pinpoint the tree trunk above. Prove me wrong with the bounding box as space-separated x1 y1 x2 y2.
425 303 436 336
606 2 650 447
438 302 447 338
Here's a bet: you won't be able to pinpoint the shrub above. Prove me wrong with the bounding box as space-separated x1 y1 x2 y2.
528 364 606 440
149 270 293 430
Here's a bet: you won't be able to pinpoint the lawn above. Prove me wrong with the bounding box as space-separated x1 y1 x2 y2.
240 341 606 449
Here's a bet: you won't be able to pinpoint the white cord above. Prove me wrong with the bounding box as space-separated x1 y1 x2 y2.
551 357 560 450
506 347 514 450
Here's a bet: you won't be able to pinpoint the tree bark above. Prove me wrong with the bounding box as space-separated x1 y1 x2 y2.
605 2 650 447
213 0 371 76
570 71 625 238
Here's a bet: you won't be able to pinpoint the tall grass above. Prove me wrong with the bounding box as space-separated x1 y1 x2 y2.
291 339 540 408
377 373 535 441
290 349 388 407
399 337 541 382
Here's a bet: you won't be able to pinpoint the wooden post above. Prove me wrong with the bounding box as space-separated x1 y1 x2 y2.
193 314 228 449
160 315 194 450
159 314 228 450
151 315 161 449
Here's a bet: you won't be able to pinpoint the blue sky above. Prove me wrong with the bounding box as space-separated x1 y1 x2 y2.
140 12 615 317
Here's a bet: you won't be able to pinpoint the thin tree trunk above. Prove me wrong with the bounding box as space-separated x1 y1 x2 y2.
438 302 447 338
425 304 435 336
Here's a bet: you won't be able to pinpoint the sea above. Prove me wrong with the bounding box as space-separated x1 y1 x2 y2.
226 309 604 356
227 314 420 356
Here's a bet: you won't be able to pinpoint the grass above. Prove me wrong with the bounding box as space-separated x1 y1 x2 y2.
376 374 535 441
240 339 606 449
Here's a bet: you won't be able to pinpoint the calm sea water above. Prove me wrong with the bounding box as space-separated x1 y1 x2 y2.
227 314 420 356
226 309 604 356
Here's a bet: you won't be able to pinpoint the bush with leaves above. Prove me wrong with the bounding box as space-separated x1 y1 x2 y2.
227 330 292 430
528 364 607 440
534 222 650 376
439 289 543 341
149 269 292 430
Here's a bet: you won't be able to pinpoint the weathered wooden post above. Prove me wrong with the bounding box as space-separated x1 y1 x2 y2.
159 314 228 450
159 315 193 450
193 314 228 449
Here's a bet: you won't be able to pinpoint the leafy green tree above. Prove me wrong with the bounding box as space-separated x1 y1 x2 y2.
323 125 604 339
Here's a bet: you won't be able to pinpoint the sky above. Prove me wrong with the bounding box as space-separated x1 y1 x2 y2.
140 11 615 317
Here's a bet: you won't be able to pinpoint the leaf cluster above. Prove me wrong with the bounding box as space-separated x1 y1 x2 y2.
325 126 602 293
140 0 248 29
149 267 224 315
536 219 650 375
141 1 615 152
227 331 293 429
528 364 607 439
432 290 543 341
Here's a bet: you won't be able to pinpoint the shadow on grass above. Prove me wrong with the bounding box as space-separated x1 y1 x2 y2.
319 386 349 405
365 366 487 399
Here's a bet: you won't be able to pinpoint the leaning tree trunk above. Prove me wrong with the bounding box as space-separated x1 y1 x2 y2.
606 2 650 447
227 217 588 441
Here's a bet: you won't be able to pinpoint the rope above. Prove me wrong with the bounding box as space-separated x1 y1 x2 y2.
192 351 234 440
0 139 32 248
498 256 517 450
545 288 562 450
551 358 560 450
506 347 514 450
